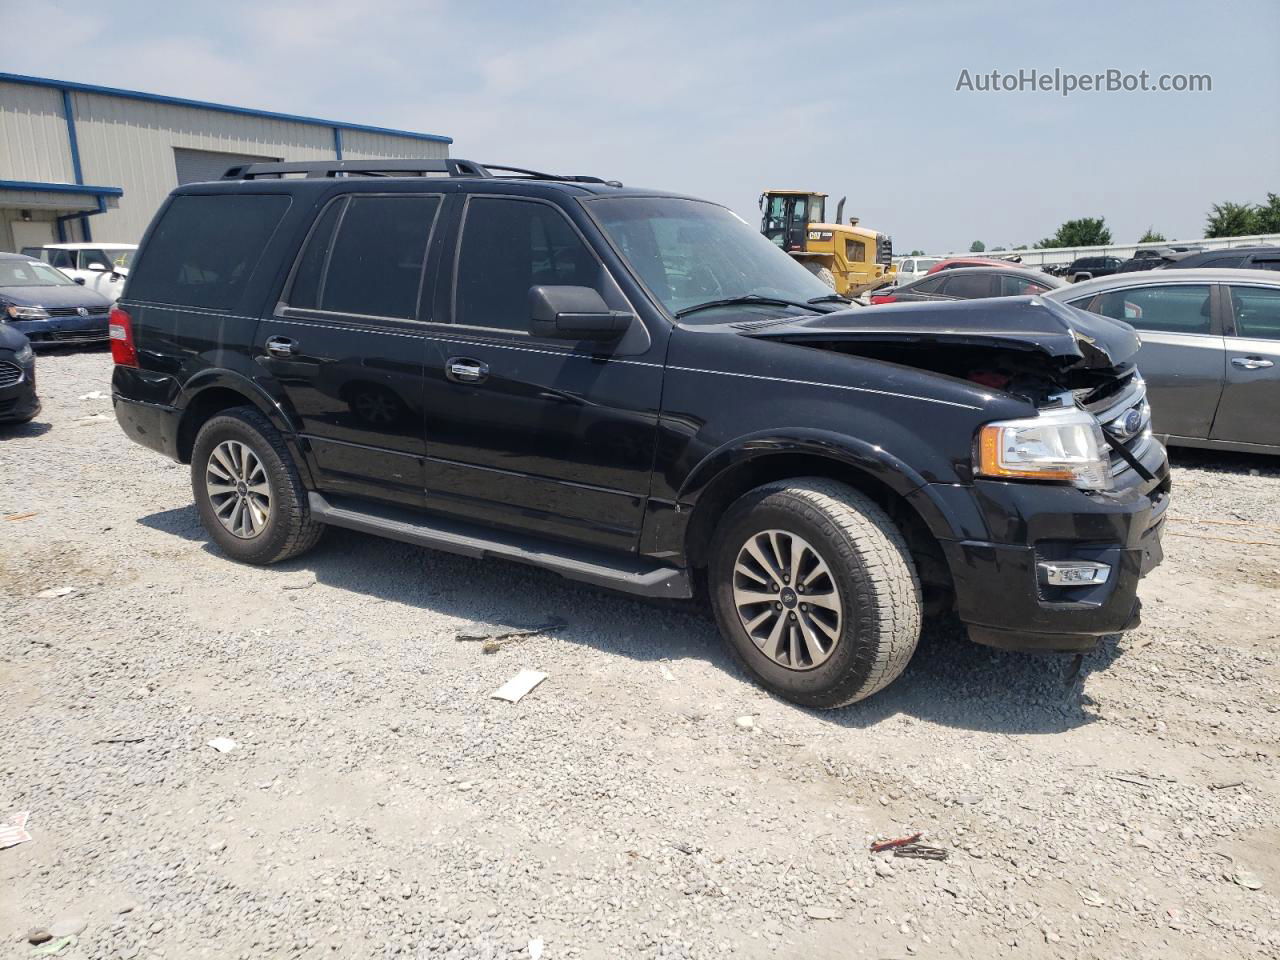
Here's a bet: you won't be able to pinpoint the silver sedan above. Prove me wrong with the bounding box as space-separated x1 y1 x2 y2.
1044 269 1280 454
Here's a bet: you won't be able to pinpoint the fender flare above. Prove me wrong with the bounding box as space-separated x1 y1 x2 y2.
677 428 963 540
176 368 299 437
174 369 314 485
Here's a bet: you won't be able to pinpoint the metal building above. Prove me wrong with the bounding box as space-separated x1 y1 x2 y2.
0 73 451 252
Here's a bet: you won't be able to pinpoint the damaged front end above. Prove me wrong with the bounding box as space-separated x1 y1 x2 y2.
742 295 1157 486
742 295 1169 654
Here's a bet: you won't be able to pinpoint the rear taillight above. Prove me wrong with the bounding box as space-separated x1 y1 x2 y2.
870 295 897 304
109 307 138 367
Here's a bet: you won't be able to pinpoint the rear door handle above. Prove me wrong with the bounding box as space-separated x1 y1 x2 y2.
447 357 488 383
265 336 298 358
1231 356 1274 370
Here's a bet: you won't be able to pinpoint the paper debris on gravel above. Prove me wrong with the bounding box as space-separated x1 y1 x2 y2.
528 938 544 960
30 935 76 956
207 737 238 753
35 586 76 599
456 617 565 642
78 391 108 400
491 670 548 703
1 811 32 850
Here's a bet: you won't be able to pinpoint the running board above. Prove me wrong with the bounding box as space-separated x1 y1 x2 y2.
307 492 692 599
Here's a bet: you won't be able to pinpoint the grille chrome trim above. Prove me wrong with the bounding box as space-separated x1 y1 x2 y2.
0 360 23 388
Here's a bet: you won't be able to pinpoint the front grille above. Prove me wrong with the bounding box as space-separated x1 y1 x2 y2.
44 306 109 318
1084 377 1152 476
0 360 23 388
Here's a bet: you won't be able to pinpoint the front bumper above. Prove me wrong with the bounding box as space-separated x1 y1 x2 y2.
7 313 110 347
934 446 1169 653
0 361 40 423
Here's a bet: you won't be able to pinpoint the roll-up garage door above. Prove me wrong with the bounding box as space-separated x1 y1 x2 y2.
173 148 281 185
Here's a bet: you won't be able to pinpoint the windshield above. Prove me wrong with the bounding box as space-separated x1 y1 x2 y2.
589 197 835 318
0 260 78 287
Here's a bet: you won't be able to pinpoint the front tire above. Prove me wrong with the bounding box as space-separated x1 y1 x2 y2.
191 407 323 565
803 262 837 289
709 479 921 708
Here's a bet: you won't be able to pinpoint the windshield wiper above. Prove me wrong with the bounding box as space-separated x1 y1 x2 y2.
807 294 852 305
674 295 818 319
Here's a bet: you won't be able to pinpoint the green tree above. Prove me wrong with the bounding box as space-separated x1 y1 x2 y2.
1255 193 1280 234
1205 201 1260 238
908 249 926 256
1138 227 1166 243
1013 244 1029 251
969 240 986 252
1039 217 1112 248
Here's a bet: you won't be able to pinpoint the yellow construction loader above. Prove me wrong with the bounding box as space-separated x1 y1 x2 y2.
760 190 895 297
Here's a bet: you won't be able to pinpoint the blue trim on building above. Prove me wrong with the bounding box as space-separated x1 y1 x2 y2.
0 180 123 197
58 88 92 240
333 127 344 161
1 181 123 244
1 72 452 144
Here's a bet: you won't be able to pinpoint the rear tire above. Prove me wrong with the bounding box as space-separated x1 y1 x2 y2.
709 478 921 708
191 407 323 565
803 262 837 289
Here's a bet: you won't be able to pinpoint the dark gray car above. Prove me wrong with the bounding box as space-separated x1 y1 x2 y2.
1046 269 1280 454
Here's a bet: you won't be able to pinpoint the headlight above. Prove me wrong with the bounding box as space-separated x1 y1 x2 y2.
976 405 1111 490
14 343 34 364
5 305 50 320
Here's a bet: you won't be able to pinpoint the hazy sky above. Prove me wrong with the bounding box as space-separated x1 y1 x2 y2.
4 0 1277 253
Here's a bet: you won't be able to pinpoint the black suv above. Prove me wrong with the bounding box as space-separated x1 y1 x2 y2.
1066 256 1125 283
111 159 1169 708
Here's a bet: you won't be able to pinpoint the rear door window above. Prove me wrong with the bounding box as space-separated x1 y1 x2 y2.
1001 274 1049 295
940 272 998 298
288 195 440 319
1094 284 1212 334
906 275 945 295
1228 285 1280 340
127 194 291 309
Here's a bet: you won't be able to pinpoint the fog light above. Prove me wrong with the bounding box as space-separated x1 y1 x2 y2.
1038 560 1110 586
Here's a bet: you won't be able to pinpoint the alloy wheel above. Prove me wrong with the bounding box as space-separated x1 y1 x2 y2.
731 529 843 670
205 440 272 539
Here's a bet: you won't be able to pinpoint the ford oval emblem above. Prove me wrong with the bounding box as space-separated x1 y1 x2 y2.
1123 409 1142 435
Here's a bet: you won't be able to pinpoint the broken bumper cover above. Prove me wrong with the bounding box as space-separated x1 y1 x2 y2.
935 467 1169 654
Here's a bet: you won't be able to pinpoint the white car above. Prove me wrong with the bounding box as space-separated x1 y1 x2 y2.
19 243 137 303
893 256 942 285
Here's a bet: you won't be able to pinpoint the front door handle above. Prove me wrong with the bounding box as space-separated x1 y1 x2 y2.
1231 356 1274 370
447 357 488 383
265 336 298 358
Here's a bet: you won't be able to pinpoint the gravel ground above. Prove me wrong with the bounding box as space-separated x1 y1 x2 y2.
3 349 1279 960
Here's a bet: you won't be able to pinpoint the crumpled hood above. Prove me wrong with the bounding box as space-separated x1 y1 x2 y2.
743 296 1140 370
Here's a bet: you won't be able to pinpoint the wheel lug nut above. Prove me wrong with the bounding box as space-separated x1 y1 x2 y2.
789 612 796 619
775 602 783 611
800 603 808 611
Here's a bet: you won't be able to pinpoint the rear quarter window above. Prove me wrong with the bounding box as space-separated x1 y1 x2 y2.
127 194 291 309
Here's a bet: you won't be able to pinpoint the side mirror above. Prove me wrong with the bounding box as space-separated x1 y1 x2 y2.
74 277 86 285
86 262 107 272
529 286 632 341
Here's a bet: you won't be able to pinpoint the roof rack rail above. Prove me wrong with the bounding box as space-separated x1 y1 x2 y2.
223 158 492 180
221 158 622 186
479 164 622 187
